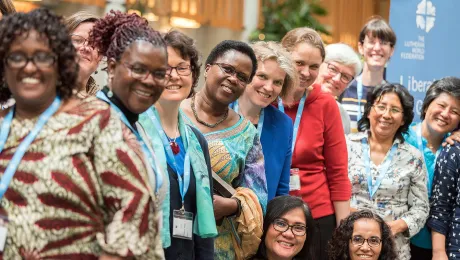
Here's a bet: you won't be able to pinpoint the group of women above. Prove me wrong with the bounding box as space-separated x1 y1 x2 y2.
2 1 460 259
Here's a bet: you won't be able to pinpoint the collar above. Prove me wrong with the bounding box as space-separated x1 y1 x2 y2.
102 86 139 126
349 130 403 146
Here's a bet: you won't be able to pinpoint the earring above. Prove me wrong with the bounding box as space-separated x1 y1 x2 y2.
107 90 114 98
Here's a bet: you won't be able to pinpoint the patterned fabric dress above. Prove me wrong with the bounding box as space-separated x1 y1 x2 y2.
0 97 163 259
346 131 429 260
184 115 267 260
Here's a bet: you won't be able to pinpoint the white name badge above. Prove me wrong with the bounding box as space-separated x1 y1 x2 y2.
289 168 301 191
0 216 8 251
172 209 193 240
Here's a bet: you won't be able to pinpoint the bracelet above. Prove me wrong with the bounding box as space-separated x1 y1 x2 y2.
232 197 242 217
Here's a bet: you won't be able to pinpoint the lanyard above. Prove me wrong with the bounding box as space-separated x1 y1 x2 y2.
233 101 264 137
278 93 306 152
416 123 440 196
361 138 397 199
356 76 385 122
145 109 190 205
0 96 61 199
96 91 163 193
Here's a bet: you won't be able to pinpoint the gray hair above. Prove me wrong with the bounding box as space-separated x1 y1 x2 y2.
251 41 298 97
324 43 362 78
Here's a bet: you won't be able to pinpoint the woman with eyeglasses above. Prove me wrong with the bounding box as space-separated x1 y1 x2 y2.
0 9 161 258
328 210 397 260
252 195 315 260
229 41 297 201
400 77 460 259
139 30 217 259
278 27 351 260
346 83 429 259
180 40 267 260
64 11 102 98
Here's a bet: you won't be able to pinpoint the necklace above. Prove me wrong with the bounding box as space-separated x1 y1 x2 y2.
191 94 229 128
167 127 180 155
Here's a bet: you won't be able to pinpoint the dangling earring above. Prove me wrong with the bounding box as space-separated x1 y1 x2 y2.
107 90 113 98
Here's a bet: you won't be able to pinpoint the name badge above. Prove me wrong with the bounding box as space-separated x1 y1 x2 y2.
0 215 8 251
172 209 193 240
289 168 301 191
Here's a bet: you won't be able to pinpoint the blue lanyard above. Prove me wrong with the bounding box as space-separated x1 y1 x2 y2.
361 138 397 199
233 101 264 137
96 91 163 193
0 96 61 199
145 109 190 204
278 93 306 152
356 76 385 122
416 123 440 197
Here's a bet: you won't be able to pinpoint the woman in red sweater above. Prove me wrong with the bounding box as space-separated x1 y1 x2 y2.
278 27 351 260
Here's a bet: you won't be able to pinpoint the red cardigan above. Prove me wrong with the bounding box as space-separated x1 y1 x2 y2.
276 85 351 219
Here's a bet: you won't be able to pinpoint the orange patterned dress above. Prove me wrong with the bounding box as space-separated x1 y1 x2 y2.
0 97 163 259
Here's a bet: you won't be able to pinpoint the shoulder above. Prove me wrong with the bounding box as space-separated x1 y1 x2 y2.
399 139 424 162
264 105 293 125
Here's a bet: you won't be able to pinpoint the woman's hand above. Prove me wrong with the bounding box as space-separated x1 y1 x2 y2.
432 251 448 260
213 195 238 221
443 130 460 146
386 219 408 236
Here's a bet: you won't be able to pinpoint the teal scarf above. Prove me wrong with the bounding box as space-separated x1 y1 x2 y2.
139 106 217 247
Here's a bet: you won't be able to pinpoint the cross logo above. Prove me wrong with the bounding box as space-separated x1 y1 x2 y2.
416 0 436 33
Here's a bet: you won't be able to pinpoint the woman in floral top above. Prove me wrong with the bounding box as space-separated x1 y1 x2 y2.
346 83 429 260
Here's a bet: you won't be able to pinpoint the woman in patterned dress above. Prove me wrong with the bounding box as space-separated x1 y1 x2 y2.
347 83 429 259
0 9 162 259
180 40 267 260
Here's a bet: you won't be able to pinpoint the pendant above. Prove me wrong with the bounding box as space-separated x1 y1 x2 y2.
170 141 180 155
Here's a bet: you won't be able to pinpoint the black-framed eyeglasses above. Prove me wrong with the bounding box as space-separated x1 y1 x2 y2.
272 218 307 236
70 34 90 49
325 62 354 84
211 62 250 86
123 62 169 82
350 235 382 247
167 64 192 76
5 52 57 69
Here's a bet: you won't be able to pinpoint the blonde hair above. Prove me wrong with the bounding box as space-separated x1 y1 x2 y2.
64 11 99 33
251 41 298 97
281 27 325 61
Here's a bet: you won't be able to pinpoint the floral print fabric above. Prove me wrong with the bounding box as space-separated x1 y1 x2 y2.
347 131 429 260
0 97 163 259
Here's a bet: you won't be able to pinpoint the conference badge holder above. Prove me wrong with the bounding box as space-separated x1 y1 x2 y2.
0 215 8 251
172 208 193 240
289 168 301 191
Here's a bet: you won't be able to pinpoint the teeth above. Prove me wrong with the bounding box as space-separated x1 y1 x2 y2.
134 90 152 97
357 255 372 258
379 121 390 126
435 118 447 126
257 91 270 98
166 85 181 90
22 77 39 84
222 86 233 93
279 241 293 247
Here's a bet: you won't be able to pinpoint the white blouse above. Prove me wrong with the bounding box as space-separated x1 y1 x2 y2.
346 132 429 260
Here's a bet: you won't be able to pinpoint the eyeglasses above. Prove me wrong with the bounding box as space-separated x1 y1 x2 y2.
211 63 250 86
325 63 354 84
167 64 192 76
363 39 392 49
123 62 169 82
5 52 57 69
373 104 403 115
272 219 307 236
351 235 382 247
70 34 91 49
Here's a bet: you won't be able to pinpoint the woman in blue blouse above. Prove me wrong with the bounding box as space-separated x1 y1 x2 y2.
230 41 297 201
403 77 460 259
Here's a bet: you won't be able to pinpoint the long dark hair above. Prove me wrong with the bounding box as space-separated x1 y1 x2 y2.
328 210 397 260
254 196 316 260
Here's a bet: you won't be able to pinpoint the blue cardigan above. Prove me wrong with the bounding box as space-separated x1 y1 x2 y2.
230 102 293 201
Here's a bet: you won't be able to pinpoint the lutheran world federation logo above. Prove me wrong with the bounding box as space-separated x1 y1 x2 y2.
416 0 436 33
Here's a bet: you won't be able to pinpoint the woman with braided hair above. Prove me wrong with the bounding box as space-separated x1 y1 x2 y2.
0 8 162 259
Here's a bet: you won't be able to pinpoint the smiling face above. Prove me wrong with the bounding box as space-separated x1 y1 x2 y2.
4 30 58 108
71 22 101 81
290 42 322 89
243 59 286 108
160 46 193 103
204 50 253 105
108 41 168 114
349 219 382 260
424 92 460 135
368 92 405 141
318 61 356 97
358 34 394 71
265 207 307 260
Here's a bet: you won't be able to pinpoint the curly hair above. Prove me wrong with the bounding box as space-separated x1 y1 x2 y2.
163 30 201 98
358 83 414 143
281 27 325 62
328 210 397 260
0 8 78 103
205 40 258 82
89 10 166 61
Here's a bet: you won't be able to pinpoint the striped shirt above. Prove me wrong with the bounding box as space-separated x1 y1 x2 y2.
339 79 375 133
